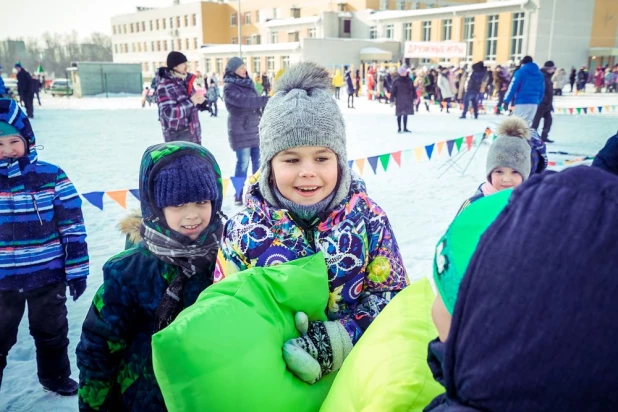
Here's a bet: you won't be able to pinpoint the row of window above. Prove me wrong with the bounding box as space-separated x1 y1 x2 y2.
230 27 316 46
114 38 200 54
229 8 289 26
370 13 525 61
142 61 200 73
112 14 198 35
204 56 290 77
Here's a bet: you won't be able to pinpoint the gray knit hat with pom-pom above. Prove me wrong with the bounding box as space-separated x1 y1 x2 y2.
487 116 532 181
258 62 350 209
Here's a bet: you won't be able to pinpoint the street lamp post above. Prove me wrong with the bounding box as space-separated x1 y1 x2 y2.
238 0 242 57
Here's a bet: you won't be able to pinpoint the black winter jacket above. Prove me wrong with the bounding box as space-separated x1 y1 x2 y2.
390 76 416 116
539 68 554 111
16 69 33 95
223 72 269 151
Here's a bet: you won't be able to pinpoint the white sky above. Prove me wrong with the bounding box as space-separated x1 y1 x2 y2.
0 0 187 41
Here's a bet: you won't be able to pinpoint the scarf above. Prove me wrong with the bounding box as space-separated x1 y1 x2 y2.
480 181 499 196
273 185 336 224
141 223 219 332
224 74 255 89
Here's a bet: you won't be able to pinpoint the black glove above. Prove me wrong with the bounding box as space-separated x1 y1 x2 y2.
67 278 87 301
197 101 212 113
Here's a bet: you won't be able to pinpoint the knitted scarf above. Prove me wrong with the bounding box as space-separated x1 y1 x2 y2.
273 185 336 223
224 74 255 89
141 223 219 332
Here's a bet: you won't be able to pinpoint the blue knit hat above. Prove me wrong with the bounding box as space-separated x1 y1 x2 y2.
154 155 219 208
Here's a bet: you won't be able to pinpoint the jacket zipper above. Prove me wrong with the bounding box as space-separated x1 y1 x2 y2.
31 194 43 225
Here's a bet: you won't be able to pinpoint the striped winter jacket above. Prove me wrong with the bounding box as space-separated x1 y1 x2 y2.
0 99 89 291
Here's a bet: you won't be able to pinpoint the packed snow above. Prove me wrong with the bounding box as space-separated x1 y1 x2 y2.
1 89 616 411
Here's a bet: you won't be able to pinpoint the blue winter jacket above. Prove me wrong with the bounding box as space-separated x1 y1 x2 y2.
0 77 6 96
0 98 89 292
504 63 545 105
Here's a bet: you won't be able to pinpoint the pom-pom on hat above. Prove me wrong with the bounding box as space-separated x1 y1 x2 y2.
486 116 532 181
258 62 350 210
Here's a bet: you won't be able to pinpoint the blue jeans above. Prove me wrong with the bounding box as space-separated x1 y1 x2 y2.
461 91 478 118
234 146 260 198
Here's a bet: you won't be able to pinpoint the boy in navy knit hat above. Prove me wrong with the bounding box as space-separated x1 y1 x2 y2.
77 142 223 411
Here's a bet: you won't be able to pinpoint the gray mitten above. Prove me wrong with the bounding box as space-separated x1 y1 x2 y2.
282 312 353 384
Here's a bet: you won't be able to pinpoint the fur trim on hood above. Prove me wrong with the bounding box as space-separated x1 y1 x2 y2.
117 210 143 245
497 116 531 140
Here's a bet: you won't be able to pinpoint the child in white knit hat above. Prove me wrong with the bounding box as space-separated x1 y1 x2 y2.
215 62 408 384
456 116 531 215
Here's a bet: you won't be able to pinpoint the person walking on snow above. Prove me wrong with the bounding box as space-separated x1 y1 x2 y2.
459 61 487 119
503 56 544 125
438 67 455 113
569 67 576 92
223 57 269 205
0 98 89 396
156 51 208 144
207 78 220 117
15 64 34 118
532 61 556 143
390 65 416 133
332 69 344 100
344 66 355 108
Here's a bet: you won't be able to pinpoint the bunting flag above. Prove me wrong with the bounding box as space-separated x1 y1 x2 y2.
569 108 573 115
402 149 413 164
82 192 105 210
230 177 245 197
589 107 594 113
129 189 140 201
348 160 353 169
414 147 424 163
598 106 603 113
454 137 463 152
446 140 455 157
465 135 474 151
436 141 445 156
355 158 366 176
391 151 402 167
106 190 128 209
222 178 230 198
425 143 434 160
583 107 588 114
379 154 390 171
576 108 581 114
484 127 491 138
367 156 379 174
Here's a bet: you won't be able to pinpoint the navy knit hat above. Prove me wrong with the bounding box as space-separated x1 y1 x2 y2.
166 51 187 70
154 155 219 209
225 57 244 74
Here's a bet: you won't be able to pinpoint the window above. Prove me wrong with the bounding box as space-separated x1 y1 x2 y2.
192 14 197 26
281 56 290 69
184 15 189 27
231 13 237 26
151 41 155 52
385 24 394 39
245 12 251 24
486 14 499 61
267 56 275 71
308 28 316 38
442 19 452 41
369 26 377 39
177 39 182 50
131 43 135 52
253 34 261 45
138 43 142 52
169 17 173 28
396 0 406 10
421 58 431 63
130 23 134 33
253 57 260 74
270 31 278 44
194 38 199 49
156 19 160 30
113 26 117 35
344 20 351 34
141 22 145 31
379 0 388 10
205 59 211 74
163 40 167 51
404 23 412 41
186 38 190 49
422 21 431 41
149 20 153 31
288 31 299 42
256 10 261 23
114 44 118 53
291 7 300 18
123 24 127 33
511 12 525 62
274 8 281 18
463 17 474 58
177 16 181 28
216 58 223 75
232 37 238 44
162 19 166 29
156 41 161 51
244 36 251 45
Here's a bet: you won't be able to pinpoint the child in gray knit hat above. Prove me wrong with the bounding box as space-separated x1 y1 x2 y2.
456 116 531 215
215 62 408 384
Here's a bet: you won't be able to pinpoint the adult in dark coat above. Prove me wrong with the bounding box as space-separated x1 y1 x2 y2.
390 66 415 133
32 76 41 106
459 61 486 119
224 57 269 204
569 67 576 92
261 72 271 96
15 64 34 118
344 66 355 109
592 132 618 176
532 61 556 143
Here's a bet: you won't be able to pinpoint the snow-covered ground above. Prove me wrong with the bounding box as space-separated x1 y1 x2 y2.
1 89 616 411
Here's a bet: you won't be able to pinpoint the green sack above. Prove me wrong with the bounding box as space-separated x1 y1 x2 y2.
152 252 336 412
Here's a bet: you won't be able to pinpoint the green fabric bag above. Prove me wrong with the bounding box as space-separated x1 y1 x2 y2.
152 252 336 412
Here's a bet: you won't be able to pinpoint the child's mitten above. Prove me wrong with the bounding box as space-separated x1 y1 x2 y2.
282 312 353 384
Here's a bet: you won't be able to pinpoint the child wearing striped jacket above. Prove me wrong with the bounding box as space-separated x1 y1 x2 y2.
0 98 89 396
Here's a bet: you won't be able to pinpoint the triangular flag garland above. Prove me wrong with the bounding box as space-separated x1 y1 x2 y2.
583 107 588 114
106 190 128 209
576 108 581 114
367 156 379 174
88 128 595 211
